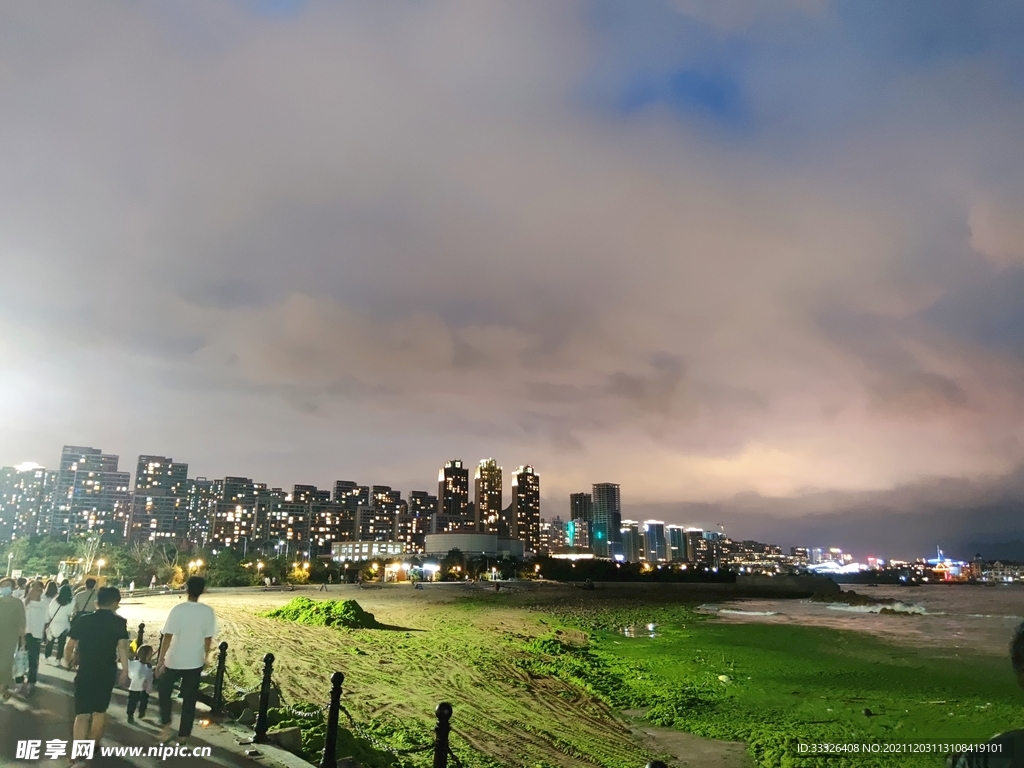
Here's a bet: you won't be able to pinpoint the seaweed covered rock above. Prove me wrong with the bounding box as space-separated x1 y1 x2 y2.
263 597 381 629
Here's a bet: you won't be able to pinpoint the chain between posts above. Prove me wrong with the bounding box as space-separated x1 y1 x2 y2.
336 702 434 757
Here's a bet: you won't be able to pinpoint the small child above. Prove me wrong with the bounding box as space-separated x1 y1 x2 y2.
126 645 154 724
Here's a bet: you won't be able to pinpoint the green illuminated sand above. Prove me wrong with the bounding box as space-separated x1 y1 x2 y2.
128 585 1021 768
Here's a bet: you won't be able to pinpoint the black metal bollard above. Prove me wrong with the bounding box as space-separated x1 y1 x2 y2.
253 653 275 744
319 672 344 768
211 642 229 715
433 702 452 768
645 762 669 768
137 622 145 649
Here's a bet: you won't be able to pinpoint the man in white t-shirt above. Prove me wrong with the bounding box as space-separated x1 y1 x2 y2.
155 576 216 742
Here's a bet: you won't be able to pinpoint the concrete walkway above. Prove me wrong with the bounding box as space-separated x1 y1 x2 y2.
0 662 305 768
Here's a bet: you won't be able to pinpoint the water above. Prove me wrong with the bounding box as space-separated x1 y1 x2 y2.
622 622 658 638
701 584 1024 657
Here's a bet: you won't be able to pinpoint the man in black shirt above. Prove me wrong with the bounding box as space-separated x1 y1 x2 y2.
64 586 130 753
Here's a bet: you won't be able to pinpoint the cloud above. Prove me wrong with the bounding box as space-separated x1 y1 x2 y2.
1 2 1024 551
970 199 1024 268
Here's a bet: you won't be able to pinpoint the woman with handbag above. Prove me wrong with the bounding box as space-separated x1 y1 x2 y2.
45 585 74 666
0 578 26 702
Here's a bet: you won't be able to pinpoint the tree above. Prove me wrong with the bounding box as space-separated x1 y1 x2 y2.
441 548 465 581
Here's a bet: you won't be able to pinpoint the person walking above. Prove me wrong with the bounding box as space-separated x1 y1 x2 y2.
44 581 58 601
155 576 216 742
63 587 130 763
12 577 27 599
45 584 74 666
149 574 157 590
128 580 135 595
18 580 47 694
0 578 26 702
126 645 154 724
72 578 98 619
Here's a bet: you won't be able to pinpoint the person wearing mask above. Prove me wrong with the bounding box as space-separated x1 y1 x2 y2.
45 584 75 666
72 578 98 619
63 587 130 761
0 578 26 702
155 576 216 742
18 581 47 694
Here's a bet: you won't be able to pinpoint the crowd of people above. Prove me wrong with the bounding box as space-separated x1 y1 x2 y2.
0 574 217 764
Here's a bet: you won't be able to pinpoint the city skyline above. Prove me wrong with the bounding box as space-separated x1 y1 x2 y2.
0 440 988 562
3 4 1024 560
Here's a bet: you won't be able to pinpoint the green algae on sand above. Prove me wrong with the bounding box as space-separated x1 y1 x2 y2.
263 596 381 629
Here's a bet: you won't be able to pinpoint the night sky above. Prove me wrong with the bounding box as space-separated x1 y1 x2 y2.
3 2 1024 558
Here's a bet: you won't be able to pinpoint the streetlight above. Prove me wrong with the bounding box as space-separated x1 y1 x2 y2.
6 552 12 578
96 559 106 578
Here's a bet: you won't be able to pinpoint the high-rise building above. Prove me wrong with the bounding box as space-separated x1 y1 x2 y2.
643 520 668 562
47 446 131 540
395 509 426 553
405 490 434 552
668 525 686 562
253 485 287 542
591 483 621 559
685 529 722 567
371 486 404 515
207 477 258 551
129 455 189 543
185 478 216 546
474 459 502 534
309 501 356 555
511 465 541 552
569 493 593 522
539 516 566 553
438 460 469 519
0 464 57 541
209 502 257 552
408 491 437 518
267 500 312 556
620 520 643 563
333 481 369 508
356 505 396 542
292 485 331 504
566 518 590 548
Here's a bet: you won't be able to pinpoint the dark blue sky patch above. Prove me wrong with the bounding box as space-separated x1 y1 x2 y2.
617 67 750 128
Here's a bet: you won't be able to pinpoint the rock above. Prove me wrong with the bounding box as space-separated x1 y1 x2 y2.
224 699 247 717
268 726 302 753
243 689 281 711
237 708 256 726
